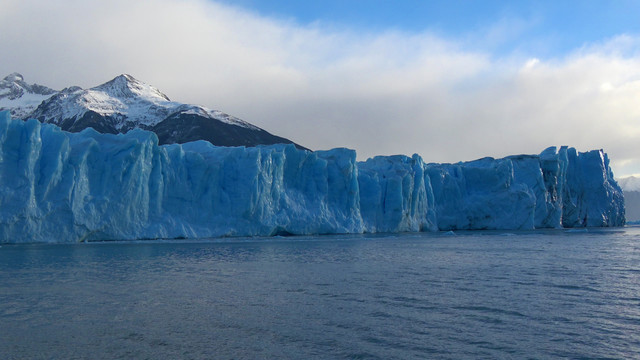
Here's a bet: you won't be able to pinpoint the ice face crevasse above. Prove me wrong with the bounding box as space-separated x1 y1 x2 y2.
0 112 625 243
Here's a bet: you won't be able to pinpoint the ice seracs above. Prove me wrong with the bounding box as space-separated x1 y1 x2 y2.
359 154 437 233
0 112 625 243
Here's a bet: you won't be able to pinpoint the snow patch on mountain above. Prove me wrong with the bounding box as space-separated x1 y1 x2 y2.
0 73 57 118
28 74 258 131
618 176 640 192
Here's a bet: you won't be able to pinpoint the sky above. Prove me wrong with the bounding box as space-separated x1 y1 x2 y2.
1 0 639 177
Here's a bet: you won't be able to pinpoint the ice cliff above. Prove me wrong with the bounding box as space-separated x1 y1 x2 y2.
0 112 625 243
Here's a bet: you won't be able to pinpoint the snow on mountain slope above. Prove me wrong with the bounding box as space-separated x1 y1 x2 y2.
0 73 57 118
618 176 640 192
2 73 303 149
29 74 259 131
0 112 625 243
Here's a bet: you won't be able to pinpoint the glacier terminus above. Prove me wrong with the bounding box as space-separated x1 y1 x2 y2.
0 111 625 243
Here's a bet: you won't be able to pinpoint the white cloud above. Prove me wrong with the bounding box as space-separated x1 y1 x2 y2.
1 0 639 176
524 58 540 69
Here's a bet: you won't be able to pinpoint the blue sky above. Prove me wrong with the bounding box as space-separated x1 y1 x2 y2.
1 0 640 176
220 0 640 57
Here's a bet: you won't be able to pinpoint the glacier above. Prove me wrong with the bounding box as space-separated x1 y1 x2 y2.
0 111 625 243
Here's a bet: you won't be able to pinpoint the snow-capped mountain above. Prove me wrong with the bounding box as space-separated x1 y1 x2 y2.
618 176 640 192
1 73 304 148
0 73 57 118
617 176 640 222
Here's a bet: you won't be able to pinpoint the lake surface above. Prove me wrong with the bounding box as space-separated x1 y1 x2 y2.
1 227 640 359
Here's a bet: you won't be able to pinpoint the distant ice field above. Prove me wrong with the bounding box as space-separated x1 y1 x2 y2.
1 228 639 359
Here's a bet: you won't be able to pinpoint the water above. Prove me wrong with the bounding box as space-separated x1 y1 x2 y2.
1 228 640 359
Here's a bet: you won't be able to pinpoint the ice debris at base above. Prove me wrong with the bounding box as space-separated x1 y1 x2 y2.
0 111 625 243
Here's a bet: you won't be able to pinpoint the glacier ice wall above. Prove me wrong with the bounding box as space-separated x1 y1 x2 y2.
0 111 625 243
358 154 437 233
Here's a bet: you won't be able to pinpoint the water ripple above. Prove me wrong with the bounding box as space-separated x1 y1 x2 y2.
2 228 640 359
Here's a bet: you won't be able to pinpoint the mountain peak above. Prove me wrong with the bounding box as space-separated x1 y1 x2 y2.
109 74 138 86
0 73 57 118
1 73 57 96
2 72 24 83
93 74 137 92
93 74 170 102
2 73 305 149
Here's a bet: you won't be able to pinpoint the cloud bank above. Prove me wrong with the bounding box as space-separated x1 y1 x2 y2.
2 0 639 176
